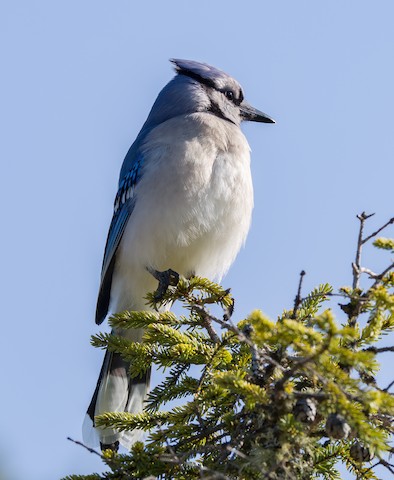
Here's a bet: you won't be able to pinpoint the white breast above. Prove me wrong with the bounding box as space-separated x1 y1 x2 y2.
109 113 254 313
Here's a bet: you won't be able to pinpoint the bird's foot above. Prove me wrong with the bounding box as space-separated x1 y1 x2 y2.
147 267 180 301
100 440 119 452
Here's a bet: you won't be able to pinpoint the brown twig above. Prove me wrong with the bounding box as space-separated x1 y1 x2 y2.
193 305 221 344
195 304 287 384
365 346 394 354
274 338 331 393
352 213 394 290
292 270 306 319
362 216 394 245
67 437 102 458
369 261 394 289
292 391 328 399
384 379 394 392
353 212 375 289
378 458 394 475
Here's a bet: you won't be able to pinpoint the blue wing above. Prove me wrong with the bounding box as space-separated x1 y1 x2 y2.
95 152 144 324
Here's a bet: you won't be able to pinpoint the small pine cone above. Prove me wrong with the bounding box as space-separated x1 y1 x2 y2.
350 442 374 463
250 345 265 382
242 324 254 337
293 397 317 423
325 413 351 439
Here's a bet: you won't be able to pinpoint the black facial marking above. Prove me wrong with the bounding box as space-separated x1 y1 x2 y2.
176 66 241 124
177 68 242 106
207 99 237 125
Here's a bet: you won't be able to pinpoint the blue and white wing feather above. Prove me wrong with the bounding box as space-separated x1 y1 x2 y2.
95 152 144 324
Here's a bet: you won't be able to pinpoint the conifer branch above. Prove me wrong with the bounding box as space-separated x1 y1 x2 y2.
67 213 394 480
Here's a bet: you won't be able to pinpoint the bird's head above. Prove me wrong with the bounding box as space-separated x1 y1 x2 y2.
171 59 275 126
141 59 274 131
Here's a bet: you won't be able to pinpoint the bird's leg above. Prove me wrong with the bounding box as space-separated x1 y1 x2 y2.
147 267 180 301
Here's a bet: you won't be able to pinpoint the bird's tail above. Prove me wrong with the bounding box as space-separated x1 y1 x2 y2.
83 344 150 451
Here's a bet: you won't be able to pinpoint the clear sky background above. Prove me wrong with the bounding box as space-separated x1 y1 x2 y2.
1 1 393 479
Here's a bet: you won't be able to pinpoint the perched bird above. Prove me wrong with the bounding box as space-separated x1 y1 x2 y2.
84 59 274 451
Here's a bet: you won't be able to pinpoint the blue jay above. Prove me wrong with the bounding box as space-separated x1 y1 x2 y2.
84 59 274 451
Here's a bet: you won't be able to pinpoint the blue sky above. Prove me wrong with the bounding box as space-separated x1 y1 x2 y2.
1 1 393 479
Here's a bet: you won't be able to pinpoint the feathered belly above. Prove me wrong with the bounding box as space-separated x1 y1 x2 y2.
110 118 253 312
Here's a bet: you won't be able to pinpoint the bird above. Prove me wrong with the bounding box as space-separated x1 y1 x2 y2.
83 58 274 451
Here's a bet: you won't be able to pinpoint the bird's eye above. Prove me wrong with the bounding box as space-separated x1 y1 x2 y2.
224 90 235 101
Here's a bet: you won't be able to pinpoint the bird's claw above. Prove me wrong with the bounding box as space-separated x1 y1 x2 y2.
100 440 119 452
148 268 180 302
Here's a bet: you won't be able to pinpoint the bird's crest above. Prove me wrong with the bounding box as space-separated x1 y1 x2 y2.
170 58 234 89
